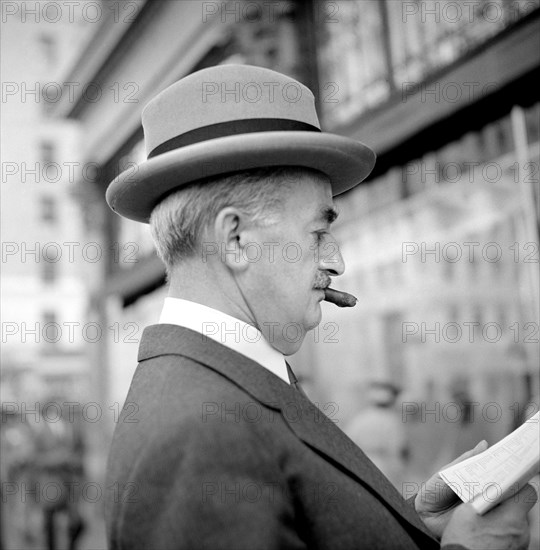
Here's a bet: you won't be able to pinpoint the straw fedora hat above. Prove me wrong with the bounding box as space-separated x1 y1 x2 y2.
106 64 376 223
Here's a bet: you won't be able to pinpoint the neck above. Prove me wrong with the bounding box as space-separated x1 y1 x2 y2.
167 260 254 326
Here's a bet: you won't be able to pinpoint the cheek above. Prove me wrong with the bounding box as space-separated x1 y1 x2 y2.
251 230 317 287
279 249 317 287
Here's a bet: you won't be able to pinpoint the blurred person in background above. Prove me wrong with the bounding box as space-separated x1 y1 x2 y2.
346 381 409 486
34 400 86 550
104 65 537 549
1 400 85 550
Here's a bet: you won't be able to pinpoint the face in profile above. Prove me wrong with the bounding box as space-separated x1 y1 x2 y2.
240 172 345 355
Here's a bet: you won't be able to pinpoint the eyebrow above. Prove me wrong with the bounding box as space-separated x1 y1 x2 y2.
319 206 339 225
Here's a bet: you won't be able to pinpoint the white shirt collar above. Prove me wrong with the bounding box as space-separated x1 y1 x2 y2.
158 297 289 384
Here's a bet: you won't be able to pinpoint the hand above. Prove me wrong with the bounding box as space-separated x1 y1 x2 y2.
415 440 489 539
441 483 538 549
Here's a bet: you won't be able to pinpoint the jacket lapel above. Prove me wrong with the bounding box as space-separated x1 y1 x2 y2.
138 324 435 540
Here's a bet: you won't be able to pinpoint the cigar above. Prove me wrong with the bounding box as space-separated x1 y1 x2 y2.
323 288 357 308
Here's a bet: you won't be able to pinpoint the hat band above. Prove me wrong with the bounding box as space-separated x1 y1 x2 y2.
148 118 321 159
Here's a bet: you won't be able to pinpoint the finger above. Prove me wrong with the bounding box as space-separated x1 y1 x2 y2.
442 440 489 470
512 483 538 513
492 483 539 516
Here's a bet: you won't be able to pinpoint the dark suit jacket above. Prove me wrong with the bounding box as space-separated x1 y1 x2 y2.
106 324 441 549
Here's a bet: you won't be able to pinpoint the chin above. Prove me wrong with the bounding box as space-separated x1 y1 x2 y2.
281 337 306 356
305 302 323 331
304 319 321 332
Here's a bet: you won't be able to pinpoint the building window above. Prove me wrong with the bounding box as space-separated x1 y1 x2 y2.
40 140 56 165
42 259 56 284
40 195 56 223
467 234 479 279
43 311 56 325
318 1 390 124
495 117 514 156
525 102 540 144
39 33 56 66
42 311 59 345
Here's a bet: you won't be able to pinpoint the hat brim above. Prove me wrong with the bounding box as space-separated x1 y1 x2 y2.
106 131 376 223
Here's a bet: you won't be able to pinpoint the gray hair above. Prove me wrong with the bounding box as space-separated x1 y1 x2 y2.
149 166 325 273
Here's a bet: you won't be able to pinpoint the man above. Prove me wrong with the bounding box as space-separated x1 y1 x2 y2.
105 65 535 549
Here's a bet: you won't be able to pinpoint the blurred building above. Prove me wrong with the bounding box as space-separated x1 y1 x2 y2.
0 0 96 403
0 2 106 547
50 0 539 497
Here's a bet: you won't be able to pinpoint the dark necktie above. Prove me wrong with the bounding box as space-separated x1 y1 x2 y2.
285 361 309 399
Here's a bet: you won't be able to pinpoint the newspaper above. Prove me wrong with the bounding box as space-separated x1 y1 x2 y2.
439 412 539 515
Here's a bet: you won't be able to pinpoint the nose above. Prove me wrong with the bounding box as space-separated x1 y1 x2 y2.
319 236 345 277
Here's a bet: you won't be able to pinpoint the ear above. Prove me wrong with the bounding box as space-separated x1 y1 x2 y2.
213 207 251 273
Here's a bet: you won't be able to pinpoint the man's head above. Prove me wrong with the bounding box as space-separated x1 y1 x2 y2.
107 64 376 354
149 166 344 354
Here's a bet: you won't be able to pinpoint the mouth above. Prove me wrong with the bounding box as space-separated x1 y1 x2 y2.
313 284 330 304
313 278 331 292
312 277 331 303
